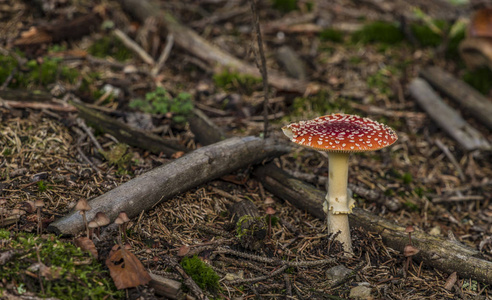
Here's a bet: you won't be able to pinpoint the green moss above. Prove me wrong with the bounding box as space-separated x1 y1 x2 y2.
291 91 354 117
213 70 261 95
129 87 194 123
99 143 133 173
37 180 50 192
351 21 404 45
88 36 133 61
272 0 297 12
180 256 220 292
401 172 413 185
410 20 447 47
319 28 344 43
403 201 420 212
7 57 79 87
463 67 492 95
0 229 121 299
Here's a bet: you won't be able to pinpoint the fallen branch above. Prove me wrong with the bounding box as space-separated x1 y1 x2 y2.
47 136 290 235
409 78 491 151
71 100 187 156
118 0 315 94
253 162 492 285
420 66 492 130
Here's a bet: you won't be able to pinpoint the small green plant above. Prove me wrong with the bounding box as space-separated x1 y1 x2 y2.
37 180 49 192
272 0 297 13
88 36 133 61
351 21 404 45
367 66 399 96
129 87 194 123
213 70 262 95
0 229 121 299
27 58 79 86
319 28 344 43
401 172 413 185
100 143 133 174
180 256 220 292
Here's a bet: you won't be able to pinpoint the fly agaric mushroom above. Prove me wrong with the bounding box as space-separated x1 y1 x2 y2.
283 113 397 253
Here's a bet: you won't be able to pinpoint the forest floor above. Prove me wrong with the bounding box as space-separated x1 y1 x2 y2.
0 0 491 299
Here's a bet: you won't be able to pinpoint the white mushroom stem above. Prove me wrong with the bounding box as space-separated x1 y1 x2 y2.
324 152 355 253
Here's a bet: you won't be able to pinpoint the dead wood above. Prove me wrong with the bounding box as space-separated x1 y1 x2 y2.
408 78 491 151
148 273 184 300
71 100 187 156
117 0 314 94
253 162 492 285
14 12 102 46
188 109 226 146
47 136 291 235
0 89 52 102
419 66 492 130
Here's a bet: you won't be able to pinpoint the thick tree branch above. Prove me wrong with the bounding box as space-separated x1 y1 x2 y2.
48 137 290 235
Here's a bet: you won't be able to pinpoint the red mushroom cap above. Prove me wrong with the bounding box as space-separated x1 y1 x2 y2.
283 114 397 152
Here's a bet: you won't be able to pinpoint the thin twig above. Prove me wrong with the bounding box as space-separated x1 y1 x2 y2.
113 28 155 65
434 139 465 181
227 265 288 284
250 0 269 138
76 118 103 152
151 33 174 77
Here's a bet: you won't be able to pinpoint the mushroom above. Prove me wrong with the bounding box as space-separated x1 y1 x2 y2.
117 211 130 242
282 113 398 253
265 206 276 238
405 225 415 245
75 199 92 238
404 244 420 274
34 199 44 235
93 212 110 237
88 221 99 239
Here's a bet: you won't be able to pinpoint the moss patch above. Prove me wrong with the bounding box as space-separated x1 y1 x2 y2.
88 36 133 61
351 21 404 45
319 28 344 43
180 255 220 292
272 0 297 13
463 67 492 95
0 229 121 299
213 70 262 95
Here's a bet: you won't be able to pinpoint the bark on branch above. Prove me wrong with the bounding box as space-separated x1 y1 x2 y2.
253 162 492 285
47 137 290 235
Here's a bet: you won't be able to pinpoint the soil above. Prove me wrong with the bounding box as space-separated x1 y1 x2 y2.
0 0 491 299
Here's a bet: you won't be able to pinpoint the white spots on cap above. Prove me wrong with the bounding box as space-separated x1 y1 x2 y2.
284 113 398 152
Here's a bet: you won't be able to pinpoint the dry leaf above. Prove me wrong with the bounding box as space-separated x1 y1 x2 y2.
106 245 151 289
74 237 98 259
444 272 457 291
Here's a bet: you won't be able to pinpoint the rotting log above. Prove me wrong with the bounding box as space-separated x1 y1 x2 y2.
71 100 187 156
420 66 492 130
117 0 314 94
47 136 291 235
409 78 491 151
253 162 492 285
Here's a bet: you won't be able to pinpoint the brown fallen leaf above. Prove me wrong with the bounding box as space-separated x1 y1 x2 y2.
74 236 98 259
106 245 151 289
